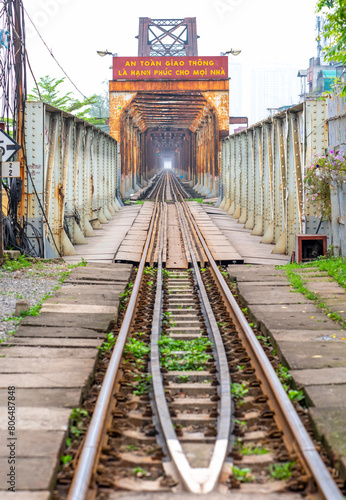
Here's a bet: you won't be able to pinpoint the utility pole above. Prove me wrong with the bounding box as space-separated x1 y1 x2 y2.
0 151 3 265
12 0 26 216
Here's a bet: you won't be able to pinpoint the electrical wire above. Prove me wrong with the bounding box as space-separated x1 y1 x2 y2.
23 5 89 100
0 0 62 258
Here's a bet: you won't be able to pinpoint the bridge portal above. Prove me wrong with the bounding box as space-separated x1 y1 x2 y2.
109 18 229 198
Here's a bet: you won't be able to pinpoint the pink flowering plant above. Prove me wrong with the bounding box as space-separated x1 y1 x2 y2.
304 150 346 219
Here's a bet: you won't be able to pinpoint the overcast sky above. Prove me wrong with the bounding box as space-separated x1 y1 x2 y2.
24 0 319 112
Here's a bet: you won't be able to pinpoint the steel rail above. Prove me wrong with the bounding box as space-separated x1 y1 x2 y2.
67 178 165 500
171 173 342 500
149 174 232 493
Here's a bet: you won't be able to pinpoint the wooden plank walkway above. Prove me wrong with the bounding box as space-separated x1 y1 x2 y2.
201 205 289 266
64 205 141 264
188 202 244 264
65 201 288 267
166 204 188 269
115 201 154 263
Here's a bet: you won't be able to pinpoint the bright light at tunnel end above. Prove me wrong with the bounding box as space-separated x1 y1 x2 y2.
164 160 172 169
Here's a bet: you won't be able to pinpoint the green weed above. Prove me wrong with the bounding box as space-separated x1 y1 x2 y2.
98 332 117 353
231 382 249 403
236 440 269 455
232 466 253 483
159 336 212 371
124 338 150 358
2 254 31 272
132 374 152 395
60 454 73 465
268 462 295 480
185 198 204 203
132 466 148 476
126 444 139 451
69 408 89 439
287 389 305 403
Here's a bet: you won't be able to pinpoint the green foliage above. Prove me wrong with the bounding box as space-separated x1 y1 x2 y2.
124 338 150 358
281 259 346 329
304 150 346 219
2 254 31 271
135 200 145 204
268 462 295 480
23 303 41 317
232 466 253 483
231 382 249 403
236 440 269 455
288 388 305 402
276 364 305 403
234 418 247 427
316 1 346 94
69 408 89 438
119 282 133 299
28 76 104 126
98 332 117 353
159 336 212 371
276 364 292 387
185 198 204 203
132 466 148 476
88 86 109 119
132 374 152 395
60 454 73 465
126 444 139 451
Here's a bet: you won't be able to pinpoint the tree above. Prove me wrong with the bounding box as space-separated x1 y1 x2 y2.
28 76 106 126
89 85 109 119
316 0 346 93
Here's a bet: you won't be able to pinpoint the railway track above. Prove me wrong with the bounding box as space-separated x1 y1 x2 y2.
64 172 343 500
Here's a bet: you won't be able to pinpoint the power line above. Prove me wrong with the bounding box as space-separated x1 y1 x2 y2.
0 0 62 258
23 5 89 100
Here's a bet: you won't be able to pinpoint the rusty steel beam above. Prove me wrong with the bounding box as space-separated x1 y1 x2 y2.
110 80 229 92
137 17 198 57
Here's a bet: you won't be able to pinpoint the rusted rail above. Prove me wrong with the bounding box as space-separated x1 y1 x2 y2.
67 176 165 500
169 171 343 500
150 175 232 493
68 170 342 499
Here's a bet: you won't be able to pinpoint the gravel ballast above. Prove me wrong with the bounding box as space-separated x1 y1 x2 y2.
0 258 81 340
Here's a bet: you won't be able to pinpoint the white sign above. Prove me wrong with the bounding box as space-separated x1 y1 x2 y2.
0 129 21 162
2 162 20 178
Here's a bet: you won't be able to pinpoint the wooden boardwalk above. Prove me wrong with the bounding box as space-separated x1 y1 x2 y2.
114 202 154 263
200 205 289 266
65 202 289 267
188 202 243 264
64 205 141 264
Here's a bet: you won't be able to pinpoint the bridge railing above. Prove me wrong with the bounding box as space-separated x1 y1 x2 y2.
219 100 328 255
24 101 121 257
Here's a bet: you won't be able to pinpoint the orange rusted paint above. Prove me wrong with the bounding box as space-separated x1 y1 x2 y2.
109 76 229 195
202 91 229 136
110 80 228 92
109 91 137 142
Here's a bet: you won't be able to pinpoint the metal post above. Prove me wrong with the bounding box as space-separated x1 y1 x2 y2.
13 0 26 217
0 151 3 265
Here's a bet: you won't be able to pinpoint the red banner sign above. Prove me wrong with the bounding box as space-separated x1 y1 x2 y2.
112 56 228 81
